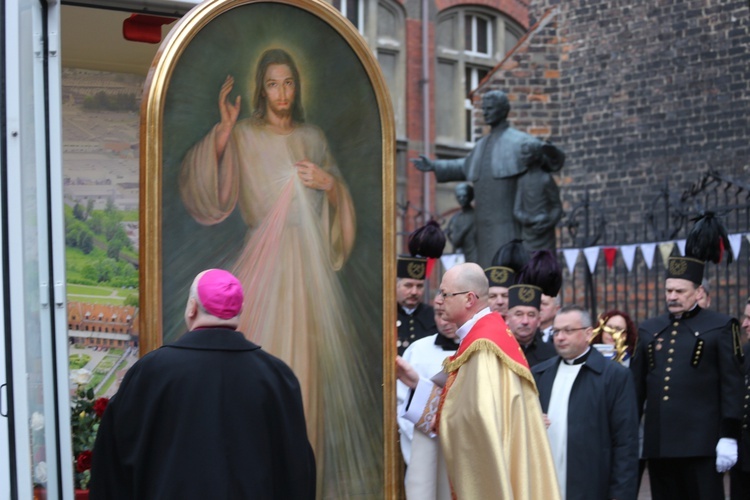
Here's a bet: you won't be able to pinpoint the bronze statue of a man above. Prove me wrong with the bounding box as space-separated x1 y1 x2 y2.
445 183 478 263
412 90 565 266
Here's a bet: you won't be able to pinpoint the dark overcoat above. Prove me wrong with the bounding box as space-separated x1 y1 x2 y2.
533 348 639 500
521 329 556 367
89 328 315 500
630 307 745 458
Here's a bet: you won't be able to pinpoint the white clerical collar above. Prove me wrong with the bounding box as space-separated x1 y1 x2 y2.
402 306 417 315
456 307 491 341
564 347 591 365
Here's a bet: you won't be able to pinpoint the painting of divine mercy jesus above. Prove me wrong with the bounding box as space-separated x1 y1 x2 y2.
143 1 392 497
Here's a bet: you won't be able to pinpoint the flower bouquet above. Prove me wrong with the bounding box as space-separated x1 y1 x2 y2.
70 368 109 491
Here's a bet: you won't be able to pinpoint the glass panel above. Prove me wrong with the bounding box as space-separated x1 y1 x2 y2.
464 15 472 51
14 0 55 495
476 17 488 54
436 60 456 141
505 28 520 55
436 15 456 50
377 3 396 38
347 0 359 27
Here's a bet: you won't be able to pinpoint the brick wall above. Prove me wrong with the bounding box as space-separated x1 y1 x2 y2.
477 0 750 246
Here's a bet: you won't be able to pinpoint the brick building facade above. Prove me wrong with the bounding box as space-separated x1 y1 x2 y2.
475 0 750 242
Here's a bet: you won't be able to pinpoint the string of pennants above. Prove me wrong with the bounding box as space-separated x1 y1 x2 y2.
559 233 749 275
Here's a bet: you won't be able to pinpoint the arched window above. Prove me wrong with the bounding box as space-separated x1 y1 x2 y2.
435 7 524 146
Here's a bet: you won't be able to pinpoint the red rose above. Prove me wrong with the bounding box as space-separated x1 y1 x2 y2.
76 450 93 472
92 398 109 418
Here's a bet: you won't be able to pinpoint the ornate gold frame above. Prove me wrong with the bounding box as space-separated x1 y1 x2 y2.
139 0 396 495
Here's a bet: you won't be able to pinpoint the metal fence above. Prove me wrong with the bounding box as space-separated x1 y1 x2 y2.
557 170 750 325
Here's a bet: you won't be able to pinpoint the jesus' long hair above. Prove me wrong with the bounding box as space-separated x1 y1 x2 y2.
251 48 305 123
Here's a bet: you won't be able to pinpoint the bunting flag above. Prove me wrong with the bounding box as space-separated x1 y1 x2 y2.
603 247 617 269
557 232 748 275
658 242 675 266
676 239 686 256
440 253 464 270
728 233 742 261
563 248 580 274
583 247 600 274
620 244 638 272
640 243 657 270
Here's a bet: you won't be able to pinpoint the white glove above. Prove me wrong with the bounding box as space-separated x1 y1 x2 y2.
715 437 738 473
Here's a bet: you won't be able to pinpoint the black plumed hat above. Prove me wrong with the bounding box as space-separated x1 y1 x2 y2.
408 220 446 259
667 212 731 284
515 249 563 298
685 212 731 264
491 239 530 273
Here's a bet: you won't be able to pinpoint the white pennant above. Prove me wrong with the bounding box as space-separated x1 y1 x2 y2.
620 244 637 272
583 247 600 274
440 253 465 270
728 233 742 261
640 243 657 270
675 239 686 256
563 249 579 274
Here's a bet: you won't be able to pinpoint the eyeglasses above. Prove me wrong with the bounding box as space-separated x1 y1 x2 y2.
551 327 587 337
437 290 471 299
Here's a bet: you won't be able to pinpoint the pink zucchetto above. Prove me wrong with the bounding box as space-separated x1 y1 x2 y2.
197 269 244 319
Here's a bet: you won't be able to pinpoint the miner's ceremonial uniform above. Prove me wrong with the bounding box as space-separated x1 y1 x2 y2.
398 303 437 355
632 306 745 498
730 342 750 500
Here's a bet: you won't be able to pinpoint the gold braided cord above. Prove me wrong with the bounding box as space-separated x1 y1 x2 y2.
443 339 538 394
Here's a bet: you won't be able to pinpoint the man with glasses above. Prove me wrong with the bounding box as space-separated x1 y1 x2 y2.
533 305 639 500
397 263 560 499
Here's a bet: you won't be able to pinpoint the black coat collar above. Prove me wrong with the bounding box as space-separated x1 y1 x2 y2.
166 328 261 352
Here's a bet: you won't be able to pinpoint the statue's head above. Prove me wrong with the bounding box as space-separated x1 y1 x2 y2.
482 90 510 126
455 182 474 208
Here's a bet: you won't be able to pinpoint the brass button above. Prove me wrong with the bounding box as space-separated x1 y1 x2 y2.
670 339 676 344
673 322 679 327
665 376 670 382
663 396 669 401
668 348 674 354
666 367 672 372
667 357 673 363
664 386 669 391
410 327 415 331
671 331 678 336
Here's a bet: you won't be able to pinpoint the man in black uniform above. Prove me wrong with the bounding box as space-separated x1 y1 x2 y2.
506 283 556 367
730 297 750 500
631 216 745 500
397 255 436 356
504 249 561 367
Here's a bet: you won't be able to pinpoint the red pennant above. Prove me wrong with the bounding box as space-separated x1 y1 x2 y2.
603 247 617 269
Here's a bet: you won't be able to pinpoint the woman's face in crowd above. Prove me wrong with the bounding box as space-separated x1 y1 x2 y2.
602 315 627 345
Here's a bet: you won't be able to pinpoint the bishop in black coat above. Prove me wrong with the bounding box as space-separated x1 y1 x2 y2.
89 270 315 499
